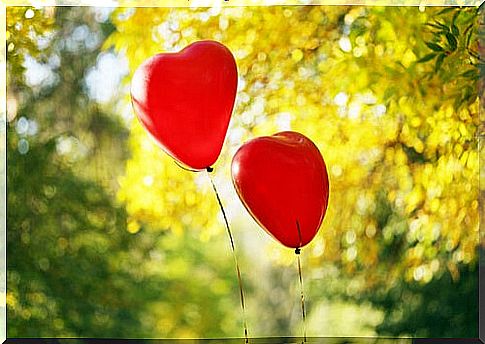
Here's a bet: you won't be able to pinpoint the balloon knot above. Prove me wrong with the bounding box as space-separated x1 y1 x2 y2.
206 167 214 173
295 248 301 255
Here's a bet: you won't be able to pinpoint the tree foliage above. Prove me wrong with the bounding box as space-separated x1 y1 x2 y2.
6 4 481 338
7 7 243 338
107 5 480 336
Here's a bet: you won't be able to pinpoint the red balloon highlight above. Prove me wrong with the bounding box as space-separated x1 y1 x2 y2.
232 131 329 249
131 40 238 170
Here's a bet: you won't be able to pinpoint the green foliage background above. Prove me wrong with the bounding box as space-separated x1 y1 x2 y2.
6 5 482 338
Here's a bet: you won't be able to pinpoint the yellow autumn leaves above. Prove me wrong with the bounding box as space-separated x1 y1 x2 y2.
108 5 479 288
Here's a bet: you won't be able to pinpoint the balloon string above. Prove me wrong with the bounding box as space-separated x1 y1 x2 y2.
207 171 249 343
296 253 307 343
295 221 307 343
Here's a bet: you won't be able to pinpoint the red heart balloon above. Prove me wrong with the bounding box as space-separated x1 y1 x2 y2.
130 40 238 170
232 131 329 249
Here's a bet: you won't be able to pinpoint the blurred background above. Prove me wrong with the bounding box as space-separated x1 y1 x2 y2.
6 5 482 338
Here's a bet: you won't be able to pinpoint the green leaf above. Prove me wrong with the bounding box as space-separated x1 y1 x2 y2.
451 24 459 36
437 7 456 15
383 87 396 101
446 33 458 51
453 94 461 111
461 69 477 78
417 53 437 63
435 53 445 72
452 10 460 25
425 23 443 30
465 25 474 48
462 85 475 104
426 42 444 52
434 20 449 31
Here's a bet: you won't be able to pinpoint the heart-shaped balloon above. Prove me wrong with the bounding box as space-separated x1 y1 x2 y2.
232 131 329 249
131 40 238 170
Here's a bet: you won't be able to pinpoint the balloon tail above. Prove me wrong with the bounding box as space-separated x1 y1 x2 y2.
295 221 307 343
173 160 202 173
207 171 249 343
